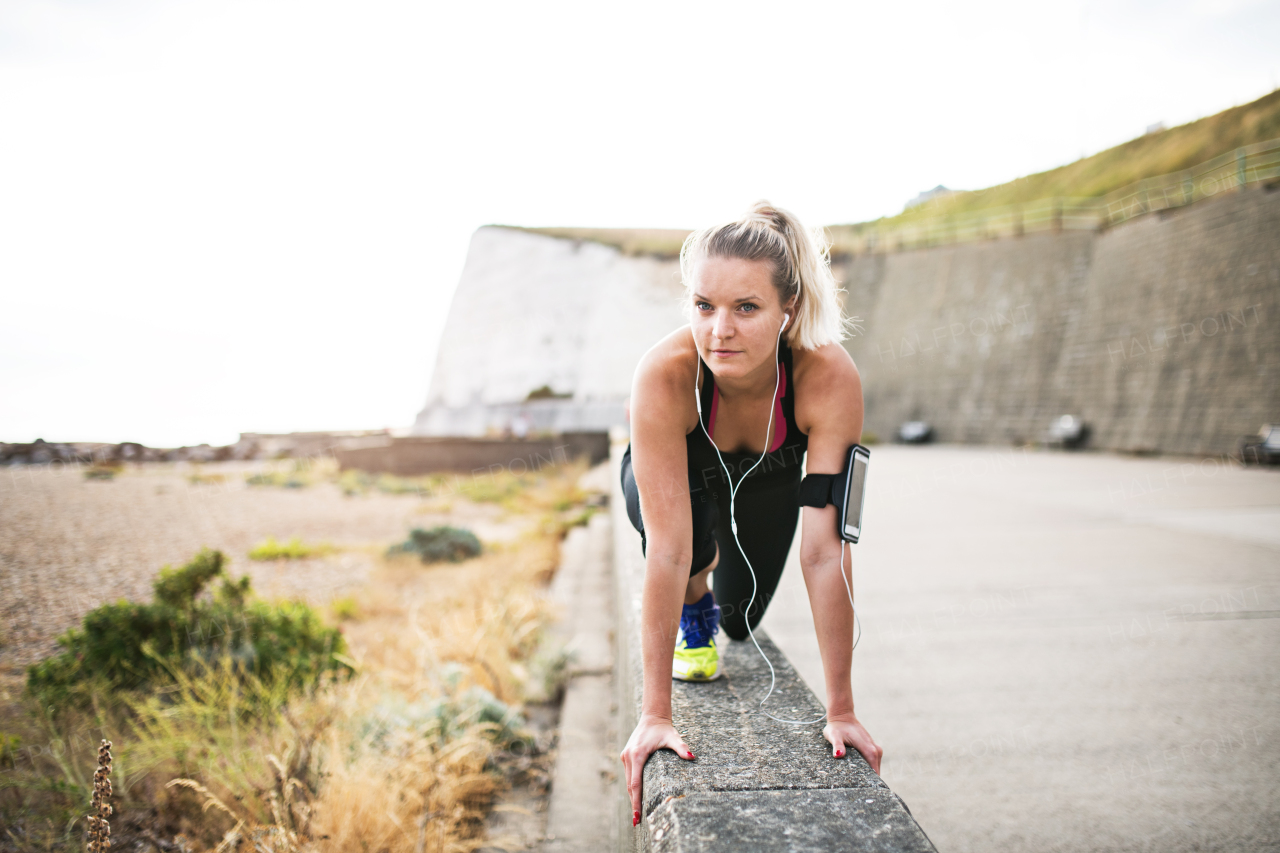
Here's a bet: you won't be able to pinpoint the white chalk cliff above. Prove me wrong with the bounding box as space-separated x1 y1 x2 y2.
413 227 687 436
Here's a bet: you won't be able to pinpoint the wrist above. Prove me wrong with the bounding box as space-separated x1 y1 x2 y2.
826 706 857 724
639 711 674 726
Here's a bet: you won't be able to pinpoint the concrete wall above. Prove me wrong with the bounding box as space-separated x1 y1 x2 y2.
842 183 1280 454
332 432 609 476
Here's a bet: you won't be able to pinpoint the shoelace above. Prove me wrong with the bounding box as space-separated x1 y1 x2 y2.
679 602 721 648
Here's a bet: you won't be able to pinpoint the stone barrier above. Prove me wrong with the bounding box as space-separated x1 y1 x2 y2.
609 436 937 852
333 431 609 476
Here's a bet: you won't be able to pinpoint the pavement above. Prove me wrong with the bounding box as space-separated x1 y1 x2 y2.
543 472 620 853
758 444 1280 853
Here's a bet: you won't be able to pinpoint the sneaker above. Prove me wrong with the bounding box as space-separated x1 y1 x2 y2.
673 592 722 682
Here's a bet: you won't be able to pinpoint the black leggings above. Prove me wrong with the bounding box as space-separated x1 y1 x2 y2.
620 445 799 642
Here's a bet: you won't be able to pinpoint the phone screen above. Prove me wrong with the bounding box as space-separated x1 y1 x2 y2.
843 450 868 537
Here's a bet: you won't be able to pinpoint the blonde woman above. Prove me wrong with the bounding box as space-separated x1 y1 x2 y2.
618 201 880 826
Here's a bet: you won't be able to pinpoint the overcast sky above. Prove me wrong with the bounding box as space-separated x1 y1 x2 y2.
2 0 1277 447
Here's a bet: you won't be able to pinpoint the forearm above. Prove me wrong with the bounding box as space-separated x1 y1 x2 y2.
802 542 857 718
638 548 689 720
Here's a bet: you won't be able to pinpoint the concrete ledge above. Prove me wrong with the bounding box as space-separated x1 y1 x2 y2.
640 634 885 815
609 435 935 852
544 493 618 852
649 790 934 853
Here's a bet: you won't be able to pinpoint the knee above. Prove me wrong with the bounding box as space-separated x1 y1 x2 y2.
719 605 764 643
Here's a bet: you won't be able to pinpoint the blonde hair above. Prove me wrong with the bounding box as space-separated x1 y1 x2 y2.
679 200 852 350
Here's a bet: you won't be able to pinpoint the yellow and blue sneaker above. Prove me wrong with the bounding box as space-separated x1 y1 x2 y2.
673 592 723 682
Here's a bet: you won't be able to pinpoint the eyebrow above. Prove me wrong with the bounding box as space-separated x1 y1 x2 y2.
692 293 763 304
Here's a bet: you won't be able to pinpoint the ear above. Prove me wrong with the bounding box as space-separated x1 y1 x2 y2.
783 299 798 326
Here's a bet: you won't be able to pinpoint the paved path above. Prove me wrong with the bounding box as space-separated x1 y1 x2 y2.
759 445 1280 853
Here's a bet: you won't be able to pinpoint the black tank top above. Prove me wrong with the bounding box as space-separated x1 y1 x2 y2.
685 340 808 502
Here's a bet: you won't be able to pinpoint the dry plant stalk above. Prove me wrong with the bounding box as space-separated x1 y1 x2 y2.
86 738 113 852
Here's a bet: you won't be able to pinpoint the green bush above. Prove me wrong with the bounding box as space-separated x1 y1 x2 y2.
388 526 482 564
248 536 334 561
358 665 530 752
26 549 352 710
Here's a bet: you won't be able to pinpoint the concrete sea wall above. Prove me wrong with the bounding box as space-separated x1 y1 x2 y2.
839 183 1280 454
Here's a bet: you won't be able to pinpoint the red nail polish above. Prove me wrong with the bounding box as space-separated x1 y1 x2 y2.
836 750 844 757
633 810 640 826
687 752 695 759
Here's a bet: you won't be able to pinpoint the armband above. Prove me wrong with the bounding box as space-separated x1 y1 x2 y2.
798 473 837 507
797 444 872 543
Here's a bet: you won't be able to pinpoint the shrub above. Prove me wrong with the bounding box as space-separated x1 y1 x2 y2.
358 669 530 752
248 537 334 561
245 471 307 488
330 596 360 621
388 526 482 564
26 549 352 710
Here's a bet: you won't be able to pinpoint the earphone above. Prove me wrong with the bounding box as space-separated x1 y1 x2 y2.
695 311 861 726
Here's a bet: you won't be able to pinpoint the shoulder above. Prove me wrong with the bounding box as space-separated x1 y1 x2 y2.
791 342 861 395
631 325 700 434
791 343 863 437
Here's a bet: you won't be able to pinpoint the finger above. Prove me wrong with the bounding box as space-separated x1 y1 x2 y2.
667 734 695 760
822 726 845 759
852 740 881 774
628 752 645 825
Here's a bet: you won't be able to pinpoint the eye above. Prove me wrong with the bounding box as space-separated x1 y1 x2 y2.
739 303 758 313
695 301 712 312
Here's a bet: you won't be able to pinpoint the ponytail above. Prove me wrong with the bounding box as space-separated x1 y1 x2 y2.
679 200 854 350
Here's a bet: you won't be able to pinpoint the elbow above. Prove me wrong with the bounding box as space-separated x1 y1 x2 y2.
799 543 843 574
645 544 693 577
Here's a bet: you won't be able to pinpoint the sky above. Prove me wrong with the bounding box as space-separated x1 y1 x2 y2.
1 0 1277 447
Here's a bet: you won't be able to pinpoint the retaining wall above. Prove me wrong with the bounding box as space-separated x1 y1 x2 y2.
838 182 1280 454
332 431 609 476
609 435 936 852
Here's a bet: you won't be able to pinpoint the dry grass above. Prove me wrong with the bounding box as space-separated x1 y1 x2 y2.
0 459 590 853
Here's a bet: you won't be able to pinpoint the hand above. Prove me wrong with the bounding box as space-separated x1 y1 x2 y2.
824 713 882 774
619 714 695 826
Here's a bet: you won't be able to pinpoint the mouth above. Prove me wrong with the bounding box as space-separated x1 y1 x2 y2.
710 348 741 357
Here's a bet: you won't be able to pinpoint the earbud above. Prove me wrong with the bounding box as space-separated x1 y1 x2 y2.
782 312 790 330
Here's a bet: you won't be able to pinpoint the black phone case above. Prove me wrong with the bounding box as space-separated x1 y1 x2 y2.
833 444 870 543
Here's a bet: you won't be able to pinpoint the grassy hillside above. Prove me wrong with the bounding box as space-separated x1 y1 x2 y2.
506 226 692 258
829 88 1280 238
505 88 1280 258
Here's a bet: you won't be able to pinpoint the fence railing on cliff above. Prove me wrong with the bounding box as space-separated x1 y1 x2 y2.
838 137 1280 254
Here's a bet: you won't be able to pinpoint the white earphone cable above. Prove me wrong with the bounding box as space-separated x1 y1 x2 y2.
695 313 860 726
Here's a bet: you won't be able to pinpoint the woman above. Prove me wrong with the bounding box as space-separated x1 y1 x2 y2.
618 201 881 827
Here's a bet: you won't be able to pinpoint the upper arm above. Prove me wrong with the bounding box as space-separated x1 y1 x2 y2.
797 344 864 475
628 339 696 571
796 345 864 563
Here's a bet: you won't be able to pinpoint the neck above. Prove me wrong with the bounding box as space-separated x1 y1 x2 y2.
703 348 781 400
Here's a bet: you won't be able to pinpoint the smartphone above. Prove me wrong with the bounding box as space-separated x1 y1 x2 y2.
841 445 871 543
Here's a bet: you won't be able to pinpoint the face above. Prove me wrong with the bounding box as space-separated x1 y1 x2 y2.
690 255 793 381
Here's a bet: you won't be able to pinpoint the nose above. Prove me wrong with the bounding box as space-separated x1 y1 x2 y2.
711 308 734 341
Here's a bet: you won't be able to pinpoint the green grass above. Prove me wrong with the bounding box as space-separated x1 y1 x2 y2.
827 87 1280 248
499 89 1280 258
248 537 335 561
503 225 692 258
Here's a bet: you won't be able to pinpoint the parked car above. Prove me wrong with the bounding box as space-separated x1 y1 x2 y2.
897 421 934 444
1240 424 1280 465
1045 415 1089 450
